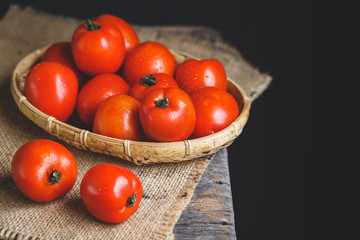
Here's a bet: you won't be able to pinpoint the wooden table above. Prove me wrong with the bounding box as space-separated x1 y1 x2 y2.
174 148 236 239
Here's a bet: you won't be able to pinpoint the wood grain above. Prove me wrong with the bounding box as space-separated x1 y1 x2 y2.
174 148 236 239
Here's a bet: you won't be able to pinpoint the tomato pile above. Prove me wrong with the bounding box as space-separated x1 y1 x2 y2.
13 14 241 224
25 14 240 142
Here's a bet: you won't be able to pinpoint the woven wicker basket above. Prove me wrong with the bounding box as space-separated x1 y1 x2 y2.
10 46 251 165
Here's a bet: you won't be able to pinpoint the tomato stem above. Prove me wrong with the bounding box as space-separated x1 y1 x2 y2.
155 98 169 108
140 74 157 87
85 19 101 31
126 192 137 207
45 167 61 184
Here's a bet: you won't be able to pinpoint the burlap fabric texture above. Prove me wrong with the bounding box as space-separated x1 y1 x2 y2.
0 5 271 240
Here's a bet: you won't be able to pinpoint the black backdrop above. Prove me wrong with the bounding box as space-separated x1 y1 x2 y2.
1 1 313 239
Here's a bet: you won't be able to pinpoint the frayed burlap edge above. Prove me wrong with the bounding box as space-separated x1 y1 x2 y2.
0 228 34 240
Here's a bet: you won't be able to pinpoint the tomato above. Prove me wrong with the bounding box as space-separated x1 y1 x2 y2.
121 41 177 86
139 88 196 142
190 87 239 138
71 19 126 76
76 73 130 126
11 139 77 202
95 14 139 54
93 94 145 141
25 62 78 122
80 163 143 223
129 73 179 101
175 59 227 94
41 41 88 88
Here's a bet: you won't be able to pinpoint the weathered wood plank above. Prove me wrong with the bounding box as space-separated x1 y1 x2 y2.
174 148 236 239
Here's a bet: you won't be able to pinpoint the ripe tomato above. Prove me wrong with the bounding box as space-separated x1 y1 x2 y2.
175 59 227 94
71 19 126 76
25 62 78 122
41 41 88 88
121 41 177 86
139 88 196 142
80 163 143 223
190 87 239 138
76 73 130 126
93 94 145 141
11 139 77 202
129 73 179 101
95 14 139 54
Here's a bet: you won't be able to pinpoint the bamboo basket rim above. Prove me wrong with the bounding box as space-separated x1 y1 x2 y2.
10 45 251 165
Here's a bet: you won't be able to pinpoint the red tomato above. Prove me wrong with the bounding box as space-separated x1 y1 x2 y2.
41 42 88 88
190 87 239 138
95 14 139 54
76 73 130 126
11 139 77 202
129 73 179 101
80 163 143 223
139 88 196 142
121 41 177 86
25 62 78 122
71 19 126 76
175 59 227 94
93 94 145 141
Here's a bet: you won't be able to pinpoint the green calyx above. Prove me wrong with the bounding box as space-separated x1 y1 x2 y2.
155 98 169 108
45 167 61 184
140 74 157 87
126 192 137 207
85 19 101 31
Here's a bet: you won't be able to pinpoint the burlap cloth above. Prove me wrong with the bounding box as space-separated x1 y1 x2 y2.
0 5 271 240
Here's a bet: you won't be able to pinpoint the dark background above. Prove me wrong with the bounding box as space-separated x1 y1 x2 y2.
1 0 313 239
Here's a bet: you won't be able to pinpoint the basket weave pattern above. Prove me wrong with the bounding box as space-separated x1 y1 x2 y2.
11 46 250 165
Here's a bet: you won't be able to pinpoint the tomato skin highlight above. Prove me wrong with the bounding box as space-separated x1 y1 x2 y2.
121 41 177 86
25 62 78 122
190 87 239 138
175 59 227 94
139 88 196 142
95 14 139 54
11 139 78 202
93 94 145 141
76 73 130 126
71 20 126 76
80 163 143 224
